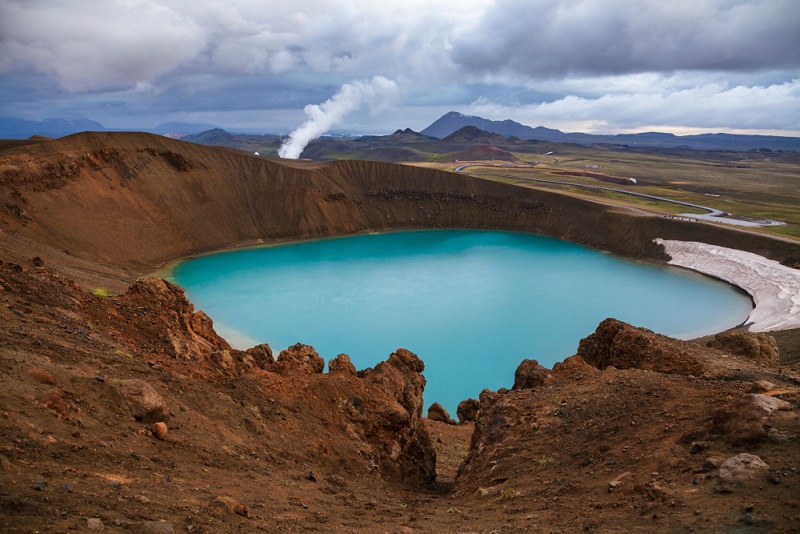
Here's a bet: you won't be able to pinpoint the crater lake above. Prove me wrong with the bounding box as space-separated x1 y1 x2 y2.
169 230 753 414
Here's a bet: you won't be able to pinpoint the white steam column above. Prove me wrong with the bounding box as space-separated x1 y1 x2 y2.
278 76 399 159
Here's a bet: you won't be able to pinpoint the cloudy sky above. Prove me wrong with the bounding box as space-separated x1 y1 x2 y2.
1 0 799 136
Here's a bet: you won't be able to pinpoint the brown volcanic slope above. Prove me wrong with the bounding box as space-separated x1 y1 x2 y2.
2 131 798 289
1 132 800 532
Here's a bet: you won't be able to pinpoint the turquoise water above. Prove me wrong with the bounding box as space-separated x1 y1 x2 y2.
170 230 752 415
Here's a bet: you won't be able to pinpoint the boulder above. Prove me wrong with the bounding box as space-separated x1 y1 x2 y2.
718 453 769 492
711 396 769 445
328 353 357 375
457 398 480 423
152 421 168 440
707 331 779 363
210 495 250 518
119 379 168 423
749 393 793 415
277 343 324 373
512 359 549 390
427 402 455 424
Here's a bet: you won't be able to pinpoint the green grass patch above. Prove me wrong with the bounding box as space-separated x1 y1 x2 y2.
92 287 115 297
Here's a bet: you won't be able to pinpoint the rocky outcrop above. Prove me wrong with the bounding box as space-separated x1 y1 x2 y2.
244 344 274 369
707 331 779 363
457 398 480 423
84 277 277 378
577 318 706 375
512 359 550 390
360 349 436 485
328 353 357 375
277 343 324 373
551 355 600 377
114 277 232 359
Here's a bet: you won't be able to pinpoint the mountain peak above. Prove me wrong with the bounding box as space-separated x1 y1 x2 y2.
442 125 507 144
421 112 566 141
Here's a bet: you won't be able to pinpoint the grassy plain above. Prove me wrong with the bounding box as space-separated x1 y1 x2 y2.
414 146 800 240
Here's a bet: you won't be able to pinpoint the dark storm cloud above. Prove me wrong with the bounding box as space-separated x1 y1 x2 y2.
0 0 797 134
451 0 800 78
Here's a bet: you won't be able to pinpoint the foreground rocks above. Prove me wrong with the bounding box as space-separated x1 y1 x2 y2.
0 260 438 531
454 319 800 532
1 260 799 532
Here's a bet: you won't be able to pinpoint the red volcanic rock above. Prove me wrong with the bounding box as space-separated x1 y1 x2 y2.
551 355 600 378
711 394 793 446
360 348 436 485
277 343 325 373
244 344 274 369
210 495 250 518
115 277 233 362
118 379 168 423
512 359 550 390
707 331 779 363
577 318 706 375
427 402 455 424
457 398 480 423
328 353 357 375
191 310 229 348
152 421 168 441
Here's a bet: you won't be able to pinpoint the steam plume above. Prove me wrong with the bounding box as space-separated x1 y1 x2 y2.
278 76 399 159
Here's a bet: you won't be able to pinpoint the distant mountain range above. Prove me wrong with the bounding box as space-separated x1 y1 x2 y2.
3 112 799 152
421 111 800 152
0 117 219 138
176 123 799 165
0 117 108 139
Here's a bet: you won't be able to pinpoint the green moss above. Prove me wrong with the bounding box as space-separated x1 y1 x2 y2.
91 287 115 297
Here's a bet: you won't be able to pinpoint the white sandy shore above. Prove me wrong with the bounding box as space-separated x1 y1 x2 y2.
655 239 800 332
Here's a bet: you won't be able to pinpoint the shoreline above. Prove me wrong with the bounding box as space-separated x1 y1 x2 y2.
656 238 800 332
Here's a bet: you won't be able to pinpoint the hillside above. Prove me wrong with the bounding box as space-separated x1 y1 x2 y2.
1 132 799 531
2 132 798 290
